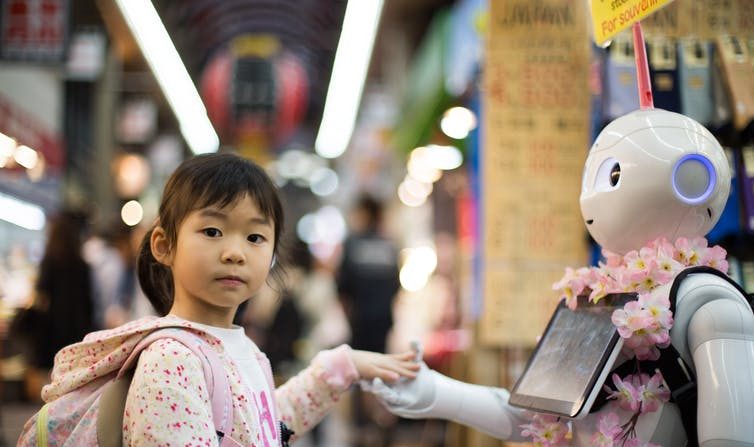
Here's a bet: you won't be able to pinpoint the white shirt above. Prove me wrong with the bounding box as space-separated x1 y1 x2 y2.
172 317 274 405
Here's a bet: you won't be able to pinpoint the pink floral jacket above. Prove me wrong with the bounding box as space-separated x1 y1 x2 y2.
38 316 359 446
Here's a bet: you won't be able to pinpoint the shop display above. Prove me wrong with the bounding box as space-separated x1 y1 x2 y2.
604 33 641 120
648 36 681 111
678 38 714 125
715 35 754 131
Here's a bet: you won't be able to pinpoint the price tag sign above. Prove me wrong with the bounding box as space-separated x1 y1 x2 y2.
590 0 675 45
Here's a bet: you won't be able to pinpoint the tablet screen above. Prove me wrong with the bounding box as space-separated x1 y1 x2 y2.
509 293 635 418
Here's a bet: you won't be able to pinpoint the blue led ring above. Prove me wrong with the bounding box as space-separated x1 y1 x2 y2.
671 154 716 205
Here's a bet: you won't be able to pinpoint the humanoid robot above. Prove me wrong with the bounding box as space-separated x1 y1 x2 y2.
366 93 754 447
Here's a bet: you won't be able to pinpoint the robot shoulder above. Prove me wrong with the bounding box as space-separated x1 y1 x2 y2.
670 266 754 360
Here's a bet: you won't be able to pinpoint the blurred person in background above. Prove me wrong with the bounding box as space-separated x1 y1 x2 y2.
84 218 135 329
27 210 94 398
337 194 399 354
292 239 349 362
336 194 401 446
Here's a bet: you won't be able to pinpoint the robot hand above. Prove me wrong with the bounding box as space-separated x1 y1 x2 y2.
360 342 530 441
360 346 436 415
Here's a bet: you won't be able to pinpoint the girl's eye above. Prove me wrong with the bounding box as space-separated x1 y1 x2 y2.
247 234 266 244
203 228 222 237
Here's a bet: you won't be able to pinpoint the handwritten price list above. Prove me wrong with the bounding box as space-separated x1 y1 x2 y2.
480 0 590 347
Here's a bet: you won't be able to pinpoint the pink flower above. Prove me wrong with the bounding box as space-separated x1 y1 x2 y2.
622 321 670 361
629 261 666 293
520 414 570 446
612 288 674 359
588 274 620 304
675 237 708 265
604 373 642 412
611 265 637 292
553 267 587 309
590 412 623 447
603 249 623 268
624 250 649 272
639 372 670 413
637 292 673 329
612 301 653 339
700 245 729 273
604 372 671 417
655 242 683 277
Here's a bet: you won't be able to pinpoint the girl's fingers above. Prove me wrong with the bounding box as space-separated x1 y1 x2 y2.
350 349 421 381
394 366 418 378
380 361 419 378
375 367 401 383
390 350 418 361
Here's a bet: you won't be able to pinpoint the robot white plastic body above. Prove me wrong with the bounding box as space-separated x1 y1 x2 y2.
370 109 754 446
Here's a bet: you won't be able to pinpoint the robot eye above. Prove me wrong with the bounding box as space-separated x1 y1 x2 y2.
594 157 621 191
609 163 621 186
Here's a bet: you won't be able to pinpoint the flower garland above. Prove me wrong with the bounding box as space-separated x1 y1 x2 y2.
520 236 729 447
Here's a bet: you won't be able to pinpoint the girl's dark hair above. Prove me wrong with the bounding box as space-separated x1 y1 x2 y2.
137 152 285 315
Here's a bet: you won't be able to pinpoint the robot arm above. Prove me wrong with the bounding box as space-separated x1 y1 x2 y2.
673 273 754 445
363 362 530 441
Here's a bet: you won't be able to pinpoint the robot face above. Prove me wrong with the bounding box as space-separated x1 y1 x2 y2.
580 109 730 255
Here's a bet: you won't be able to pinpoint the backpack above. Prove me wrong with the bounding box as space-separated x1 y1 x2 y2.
18 327 239 447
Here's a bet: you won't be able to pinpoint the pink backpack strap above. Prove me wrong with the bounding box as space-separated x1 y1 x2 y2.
121 328 234 441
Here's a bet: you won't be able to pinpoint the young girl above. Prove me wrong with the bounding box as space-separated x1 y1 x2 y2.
36 152 418 446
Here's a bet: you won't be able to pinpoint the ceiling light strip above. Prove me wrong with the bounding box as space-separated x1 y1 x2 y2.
0 192 46 230
315 0 384 159
114 0 219 154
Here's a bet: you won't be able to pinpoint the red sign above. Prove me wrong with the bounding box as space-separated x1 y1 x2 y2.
1 0 69 62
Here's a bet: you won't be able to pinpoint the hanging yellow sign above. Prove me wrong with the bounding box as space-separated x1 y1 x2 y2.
590 0 675 45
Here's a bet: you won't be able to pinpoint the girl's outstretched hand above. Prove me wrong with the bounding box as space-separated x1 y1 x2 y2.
349 349 420 383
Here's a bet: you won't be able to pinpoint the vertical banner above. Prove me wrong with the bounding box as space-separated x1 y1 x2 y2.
480 0 590 346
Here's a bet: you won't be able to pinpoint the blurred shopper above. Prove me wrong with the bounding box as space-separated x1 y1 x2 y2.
262 287 304 379
85 219 135 329
28 210 94 396
337 194 400 353
336 194 401 446
292 240 349 361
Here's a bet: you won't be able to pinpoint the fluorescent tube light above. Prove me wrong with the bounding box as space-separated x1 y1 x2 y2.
315 0 384 159
0 192 46 230
114 0 219 154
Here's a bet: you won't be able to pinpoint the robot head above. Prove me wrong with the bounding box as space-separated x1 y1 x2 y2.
580 109 730 255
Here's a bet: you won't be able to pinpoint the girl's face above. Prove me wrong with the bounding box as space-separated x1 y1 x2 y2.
164 194 275 327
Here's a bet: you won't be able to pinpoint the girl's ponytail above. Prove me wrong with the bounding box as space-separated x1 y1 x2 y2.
136 228 174 316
